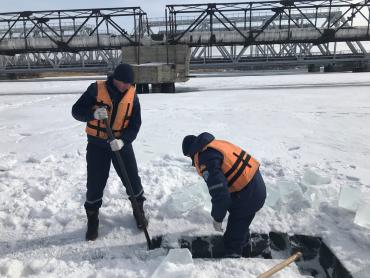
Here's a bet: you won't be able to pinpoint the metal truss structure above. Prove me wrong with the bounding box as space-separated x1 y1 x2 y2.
165 0 370 69
1 1 370 74
166 0 370 45
0 49 122 74
0 7 147 55
0 7 148 75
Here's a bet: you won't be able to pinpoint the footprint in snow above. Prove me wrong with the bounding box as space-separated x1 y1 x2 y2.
288 146 300 151
19 133 32 136
346 175 360 181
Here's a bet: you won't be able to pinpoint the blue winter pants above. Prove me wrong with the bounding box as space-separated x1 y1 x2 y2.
223 169 266 255
84 142 144 210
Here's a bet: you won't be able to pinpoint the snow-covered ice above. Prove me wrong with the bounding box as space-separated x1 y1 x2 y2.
1 71 370 277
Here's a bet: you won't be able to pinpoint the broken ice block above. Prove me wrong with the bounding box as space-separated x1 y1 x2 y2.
354 201 370 230
303 168 331 185
151 248 194 278
266 186 280 207
166 183 211 217
338 185 361 212
303 186 322 209
277 179 303 203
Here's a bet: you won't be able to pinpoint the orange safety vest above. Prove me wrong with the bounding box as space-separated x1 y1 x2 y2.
86 80 136 139
194 140 260 193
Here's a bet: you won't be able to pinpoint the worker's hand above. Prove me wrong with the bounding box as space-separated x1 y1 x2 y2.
213 219 223 232
93 107 108 120
110 139 124 151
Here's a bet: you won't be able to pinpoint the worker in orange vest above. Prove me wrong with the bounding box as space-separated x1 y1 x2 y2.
182 132 266 257
72 64 147 241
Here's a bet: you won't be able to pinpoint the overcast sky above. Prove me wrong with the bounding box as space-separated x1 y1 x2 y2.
1 0 238 18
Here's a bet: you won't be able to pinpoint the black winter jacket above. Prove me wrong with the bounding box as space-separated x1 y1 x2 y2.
188 132 265 222
188 132 231 222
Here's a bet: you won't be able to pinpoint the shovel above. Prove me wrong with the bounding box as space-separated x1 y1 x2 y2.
257 252 302 278
103 119 159 250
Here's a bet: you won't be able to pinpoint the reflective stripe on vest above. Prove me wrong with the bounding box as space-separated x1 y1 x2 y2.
85 81 136 139
194 140 260 193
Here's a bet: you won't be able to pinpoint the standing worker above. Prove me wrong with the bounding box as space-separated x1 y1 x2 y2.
182 132 266 257
72 63 148 241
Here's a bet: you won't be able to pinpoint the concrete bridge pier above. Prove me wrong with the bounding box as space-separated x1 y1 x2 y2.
323 62 370 72
151 83 175 94
324 64 335 72
352 61 370 72
136 84 150 94
122 45 190 93
308 64 321 72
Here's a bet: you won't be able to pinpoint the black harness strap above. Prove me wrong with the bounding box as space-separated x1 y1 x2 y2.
87 123 106 133
95 100 110 137
225 151 246 178
228 154 252 187
122 103 131 127
87 123 124 134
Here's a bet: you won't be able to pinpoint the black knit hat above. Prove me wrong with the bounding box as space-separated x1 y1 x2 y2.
182 135 196 156
113 63 134 83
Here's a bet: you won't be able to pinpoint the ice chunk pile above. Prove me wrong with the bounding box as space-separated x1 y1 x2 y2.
278 179 304 203
302 168 331 185
265 168 332 210
265 179 308 210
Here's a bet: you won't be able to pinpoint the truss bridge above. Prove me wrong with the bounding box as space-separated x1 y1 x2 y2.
1 0 370 81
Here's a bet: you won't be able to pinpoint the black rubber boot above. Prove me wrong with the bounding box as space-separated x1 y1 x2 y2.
130 198 148 230
85 209 99 241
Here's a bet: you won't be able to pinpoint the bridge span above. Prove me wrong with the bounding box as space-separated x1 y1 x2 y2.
1 0 370 86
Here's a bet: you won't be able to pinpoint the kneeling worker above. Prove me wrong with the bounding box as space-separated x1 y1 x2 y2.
182 132 266 257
